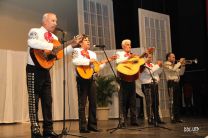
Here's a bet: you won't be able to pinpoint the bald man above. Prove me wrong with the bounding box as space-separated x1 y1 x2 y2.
26 13 79 137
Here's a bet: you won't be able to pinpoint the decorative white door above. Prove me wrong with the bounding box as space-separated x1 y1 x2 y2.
77 0 116 50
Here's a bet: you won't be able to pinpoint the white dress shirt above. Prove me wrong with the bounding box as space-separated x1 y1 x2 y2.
139 63 162 84
72 48 105 76
163 61 185 82
27 26 73 66
115 51 130 64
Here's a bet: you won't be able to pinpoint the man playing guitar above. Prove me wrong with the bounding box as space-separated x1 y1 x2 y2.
72 34 116 133
26 12 81 138
116 39 150 127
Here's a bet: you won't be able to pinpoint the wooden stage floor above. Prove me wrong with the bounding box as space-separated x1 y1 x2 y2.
0 117 207 138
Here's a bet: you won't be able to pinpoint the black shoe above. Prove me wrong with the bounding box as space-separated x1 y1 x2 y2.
120 122 127 128
43 130 58 137
130 122 139 126
171 119 177 123
158 120 166 124
80 129 90 133
176 119 184 123
154 121 158 127
148 119 153 125
88 127 102 132
148 122 154 125
31 132 42 138
31 127 42 138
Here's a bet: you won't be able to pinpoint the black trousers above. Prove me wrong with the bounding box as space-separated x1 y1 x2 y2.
167 80 181 121
26 64 53 131
119 79 137 123
76 76 97 130
142 83 160 122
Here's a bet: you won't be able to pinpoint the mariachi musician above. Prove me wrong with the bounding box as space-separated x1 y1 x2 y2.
26 12 81 137
139 53 165 125
72 34 116 133
163 52 185 123
116 39 152 127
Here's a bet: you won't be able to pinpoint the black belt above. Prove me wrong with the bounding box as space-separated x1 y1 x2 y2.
167 80 178 83
167 80 179 86
27 64 49 72
142 83 155 88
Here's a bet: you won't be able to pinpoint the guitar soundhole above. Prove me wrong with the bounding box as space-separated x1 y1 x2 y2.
47 54 57 61
133 60 138 64
124 66 132 70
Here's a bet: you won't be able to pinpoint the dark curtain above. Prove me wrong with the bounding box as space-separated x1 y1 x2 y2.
206 0 208 36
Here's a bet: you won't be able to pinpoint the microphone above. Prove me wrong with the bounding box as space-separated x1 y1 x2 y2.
55 27 67 34
93 45 106 48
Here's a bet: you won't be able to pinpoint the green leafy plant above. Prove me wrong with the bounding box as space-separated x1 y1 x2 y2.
95 75 118 107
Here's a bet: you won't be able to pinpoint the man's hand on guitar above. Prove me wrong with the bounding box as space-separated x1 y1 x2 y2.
147 47 155 54
144 47 155 57
109 55 118 61
90 58 96 63
99 55 117 64
157 60 163 67
66 34 84 48
128 54 137 59
51 48 56 55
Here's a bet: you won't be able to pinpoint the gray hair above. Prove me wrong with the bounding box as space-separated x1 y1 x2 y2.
121 39 131 47
42 13 56 23
42 13 49 23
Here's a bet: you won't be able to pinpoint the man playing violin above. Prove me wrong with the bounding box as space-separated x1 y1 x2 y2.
26 12 80 138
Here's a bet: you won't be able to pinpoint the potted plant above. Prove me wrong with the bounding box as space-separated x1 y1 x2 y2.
95 75 118 120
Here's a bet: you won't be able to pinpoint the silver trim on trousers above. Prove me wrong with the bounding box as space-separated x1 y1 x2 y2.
27 72 39 128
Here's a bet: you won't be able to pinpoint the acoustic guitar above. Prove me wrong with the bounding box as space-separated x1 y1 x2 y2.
116 48 154 82
31 35 83 69
76 55 117 79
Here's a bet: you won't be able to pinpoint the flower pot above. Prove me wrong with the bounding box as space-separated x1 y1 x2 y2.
96 107 110 120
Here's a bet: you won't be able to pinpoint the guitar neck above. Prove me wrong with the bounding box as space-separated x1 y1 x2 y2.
53 39 75 54
99 56 116 64
139 52 147 58
139 47 154 58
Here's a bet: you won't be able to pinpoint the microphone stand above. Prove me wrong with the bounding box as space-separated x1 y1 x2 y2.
59 31 86 138
100 47 117 79
99 47 141 133
138 65 171 130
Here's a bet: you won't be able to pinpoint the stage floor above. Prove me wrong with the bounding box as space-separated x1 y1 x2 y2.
0 117 207 138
